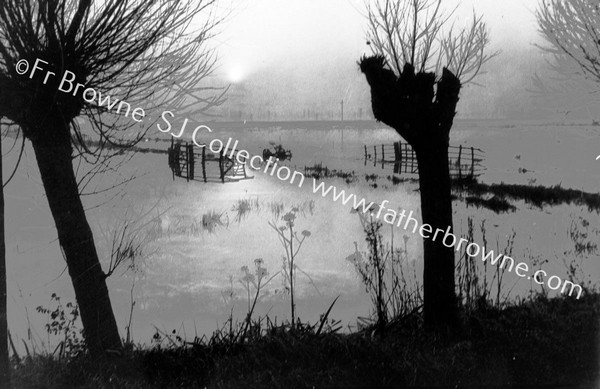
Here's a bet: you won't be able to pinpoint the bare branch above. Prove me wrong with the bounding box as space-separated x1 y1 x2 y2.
365 0 495 83
98 202 162 278
0 0 227 193
537 0 600 85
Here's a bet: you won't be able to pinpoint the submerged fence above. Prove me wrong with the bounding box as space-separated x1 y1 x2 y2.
167 138 484 183
364 141 485 179
168 140 251 183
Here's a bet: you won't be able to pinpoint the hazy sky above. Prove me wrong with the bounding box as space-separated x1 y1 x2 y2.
215 0 541 83
202 0 567 120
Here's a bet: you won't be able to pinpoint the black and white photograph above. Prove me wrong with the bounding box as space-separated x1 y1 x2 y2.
0 0 598 387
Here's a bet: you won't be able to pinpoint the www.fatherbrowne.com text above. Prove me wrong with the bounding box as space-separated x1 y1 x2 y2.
17 57 583 300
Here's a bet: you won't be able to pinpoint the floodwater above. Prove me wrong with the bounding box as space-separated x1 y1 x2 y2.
5 119 600 351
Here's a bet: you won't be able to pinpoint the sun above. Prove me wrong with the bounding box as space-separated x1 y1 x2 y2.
227 65 245 83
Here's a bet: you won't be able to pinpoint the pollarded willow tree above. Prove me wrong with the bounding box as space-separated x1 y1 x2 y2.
0 0 224 357
359 0 496 333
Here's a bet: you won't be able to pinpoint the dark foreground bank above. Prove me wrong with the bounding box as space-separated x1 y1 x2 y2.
9 293 600 389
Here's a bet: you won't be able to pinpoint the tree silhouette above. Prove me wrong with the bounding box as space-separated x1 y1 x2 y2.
359 0 495 333
537 1 600 86
0 0 224 357
0 132 7 386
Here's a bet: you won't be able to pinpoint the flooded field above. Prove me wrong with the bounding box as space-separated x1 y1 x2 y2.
5 119 600 350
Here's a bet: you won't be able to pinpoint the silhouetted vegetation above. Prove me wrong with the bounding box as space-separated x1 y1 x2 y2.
10 292 599 388
262 143 293 162
0 0 224 360
303 163 358 184
464 196 517 213
454 181 600 211
8 205 600 388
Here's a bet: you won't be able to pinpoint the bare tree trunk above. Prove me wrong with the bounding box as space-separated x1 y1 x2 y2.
360 56 461 334
0 130 9 386
29 130 121 357
416 140 458 334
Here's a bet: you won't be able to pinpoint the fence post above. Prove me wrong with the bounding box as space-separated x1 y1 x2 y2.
471 147 475 178
458 145 463 180
175 142 182 178
202 146 207 183
168 137 175 180
401 143 405 173
184 142 189 182
219 151 224 183
187 143 194 180
373 146 377 167
393 142 400 174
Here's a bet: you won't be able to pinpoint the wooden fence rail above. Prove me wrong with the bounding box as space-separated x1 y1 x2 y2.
364 141 485 179
168 139 252 183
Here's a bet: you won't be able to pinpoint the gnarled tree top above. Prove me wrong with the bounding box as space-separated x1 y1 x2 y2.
365 0 495 84
0 0 225 150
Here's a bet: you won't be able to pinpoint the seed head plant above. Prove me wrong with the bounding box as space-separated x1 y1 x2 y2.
268 208 315 329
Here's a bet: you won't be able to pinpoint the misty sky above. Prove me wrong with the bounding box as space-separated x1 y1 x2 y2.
216 0 538 81
206 0 591 120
